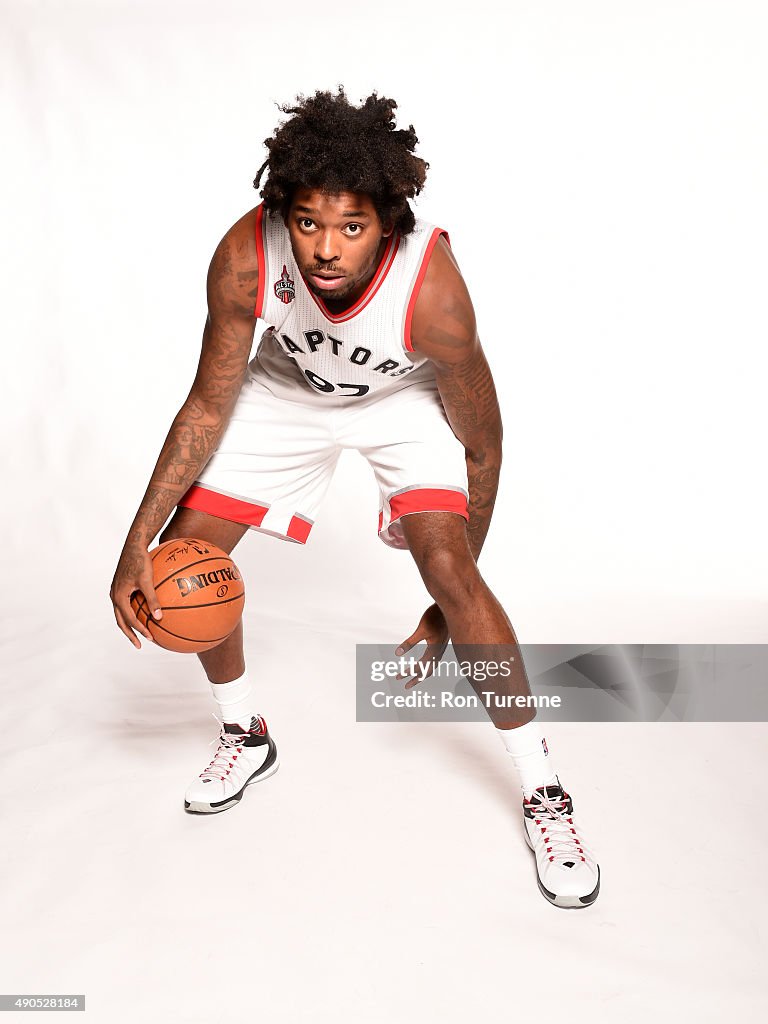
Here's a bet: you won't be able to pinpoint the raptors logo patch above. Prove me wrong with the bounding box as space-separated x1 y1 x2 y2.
274 265 295 304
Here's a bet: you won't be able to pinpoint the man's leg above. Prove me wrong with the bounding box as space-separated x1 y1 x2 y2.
399 510 538 729
160 506 250 683
399 509 556 792
399 509 600 908
159 507 279 814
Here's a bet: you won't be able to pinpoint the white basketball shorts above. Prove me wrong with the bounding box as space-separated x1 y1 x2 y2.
178 374 469 550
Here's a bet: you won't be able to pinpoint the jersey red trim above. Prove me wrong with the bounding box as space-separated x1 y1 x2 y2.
253 204 266 318
403 228 451 353
301 231 400 324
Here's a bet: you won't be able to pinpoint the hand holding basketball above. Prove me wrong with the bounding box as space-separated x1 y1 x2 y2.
129 539 245 654
110 541 163 649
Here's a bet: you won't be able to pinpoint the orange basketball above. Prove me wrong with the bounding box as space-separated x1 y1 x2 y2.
130 538 245 653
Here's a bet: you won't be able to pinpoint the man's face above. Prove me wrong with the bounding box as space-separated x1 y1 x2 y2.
287 187 392 302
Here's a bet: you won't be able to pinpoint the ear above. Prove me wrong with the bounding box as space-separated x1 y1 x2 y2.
381 218 395 238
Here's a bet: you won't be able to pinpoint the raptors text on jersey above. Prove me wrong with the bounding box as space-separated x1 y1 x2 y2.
247 204 450 403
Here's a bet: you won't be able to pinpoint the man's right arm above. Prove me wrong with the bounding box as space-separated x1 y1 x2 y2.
110 220 258 647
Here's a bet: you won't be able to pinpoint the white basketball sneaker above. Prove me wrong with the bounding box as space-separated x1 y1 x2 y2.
184 714 279 814
523 779 600 909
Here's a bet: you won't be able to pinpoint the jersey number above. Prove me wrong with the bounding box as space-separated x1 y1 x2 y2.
304 370 370 397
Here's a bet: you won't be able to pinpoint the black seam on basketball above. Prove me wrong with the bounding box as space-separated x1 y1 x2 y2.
134 594 233 645
133 592 243 612
133 594 151 631
133 594 152 628
132 593 149 627
151 596 245 612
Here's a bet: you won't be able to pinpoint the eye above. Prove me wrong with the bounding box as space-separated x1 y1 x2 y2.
344 223 362 235
298 218 315 230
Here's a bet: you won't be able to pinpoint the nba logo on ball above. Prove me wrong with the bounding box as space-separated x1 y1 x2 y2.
274 265 295 304
542 737 549 756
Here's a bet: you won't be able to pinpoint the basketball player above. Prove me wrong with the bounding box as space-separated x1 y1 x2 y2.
109 88 600 909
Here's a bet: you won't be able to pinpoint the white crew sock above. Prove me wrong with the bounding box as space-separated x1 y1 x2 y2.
210 670 258 731
497 719 559 797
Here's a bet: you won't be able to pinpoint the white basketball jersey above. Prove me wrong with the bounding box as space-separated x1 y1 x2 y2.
247 204 448 404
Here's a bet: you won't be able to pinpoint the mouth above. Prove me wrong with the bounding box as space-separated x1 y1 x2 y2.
309 273 346 291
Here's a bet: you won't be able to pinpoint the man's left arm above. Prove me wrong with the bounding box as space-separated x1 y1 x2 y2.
410 237 503 561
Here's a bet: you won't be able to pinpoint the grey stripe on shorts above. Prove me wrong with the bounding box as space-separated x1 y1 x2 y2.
386 483 469 501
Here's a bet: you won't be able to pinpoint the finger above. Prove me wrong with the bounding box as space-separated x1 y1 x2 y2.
396 645 440 686
113 604 141 650
119 590 154 642
128 600 155 642
394 638 428 678
395 653 427 681
138 573 163 622
402 638 449 688
404 649 442 689
395 632 424 657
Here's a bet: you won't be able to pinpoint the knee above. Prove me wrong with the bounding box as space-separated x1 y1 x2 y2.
157 508 245 554
158 512 197 546
158 522 181 545
418 548 484 608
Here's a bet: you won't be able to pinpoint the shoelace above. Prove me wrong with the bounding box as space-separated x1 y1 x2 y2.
524 789 590 866
199 712 248 782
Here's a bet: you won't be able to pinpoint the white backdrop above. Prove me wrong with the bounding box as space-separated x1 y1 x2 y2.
2 3 767 1023
3 0 767 641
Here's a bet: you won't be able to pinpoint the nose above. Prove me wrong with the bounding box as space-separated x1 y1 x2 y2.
314 230 340 265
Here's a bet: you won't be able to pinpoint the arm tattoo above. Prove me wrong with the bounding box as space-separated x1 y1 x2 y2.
124 232 256 547
434 345 503 562
127 400 231 545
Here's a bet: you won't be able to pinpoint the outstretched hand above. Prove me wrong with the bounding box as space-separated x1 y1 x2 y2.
394 603 449 690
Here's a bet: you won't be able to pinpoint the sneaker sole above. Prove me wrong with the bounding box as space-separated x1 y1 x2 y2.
524 829 600 909
184 750 280 815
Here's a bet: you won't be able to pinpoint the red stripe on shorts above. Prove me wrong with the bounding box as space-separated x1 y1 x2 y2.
388 488 469 524
179 485 269 528
287 515 312 544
